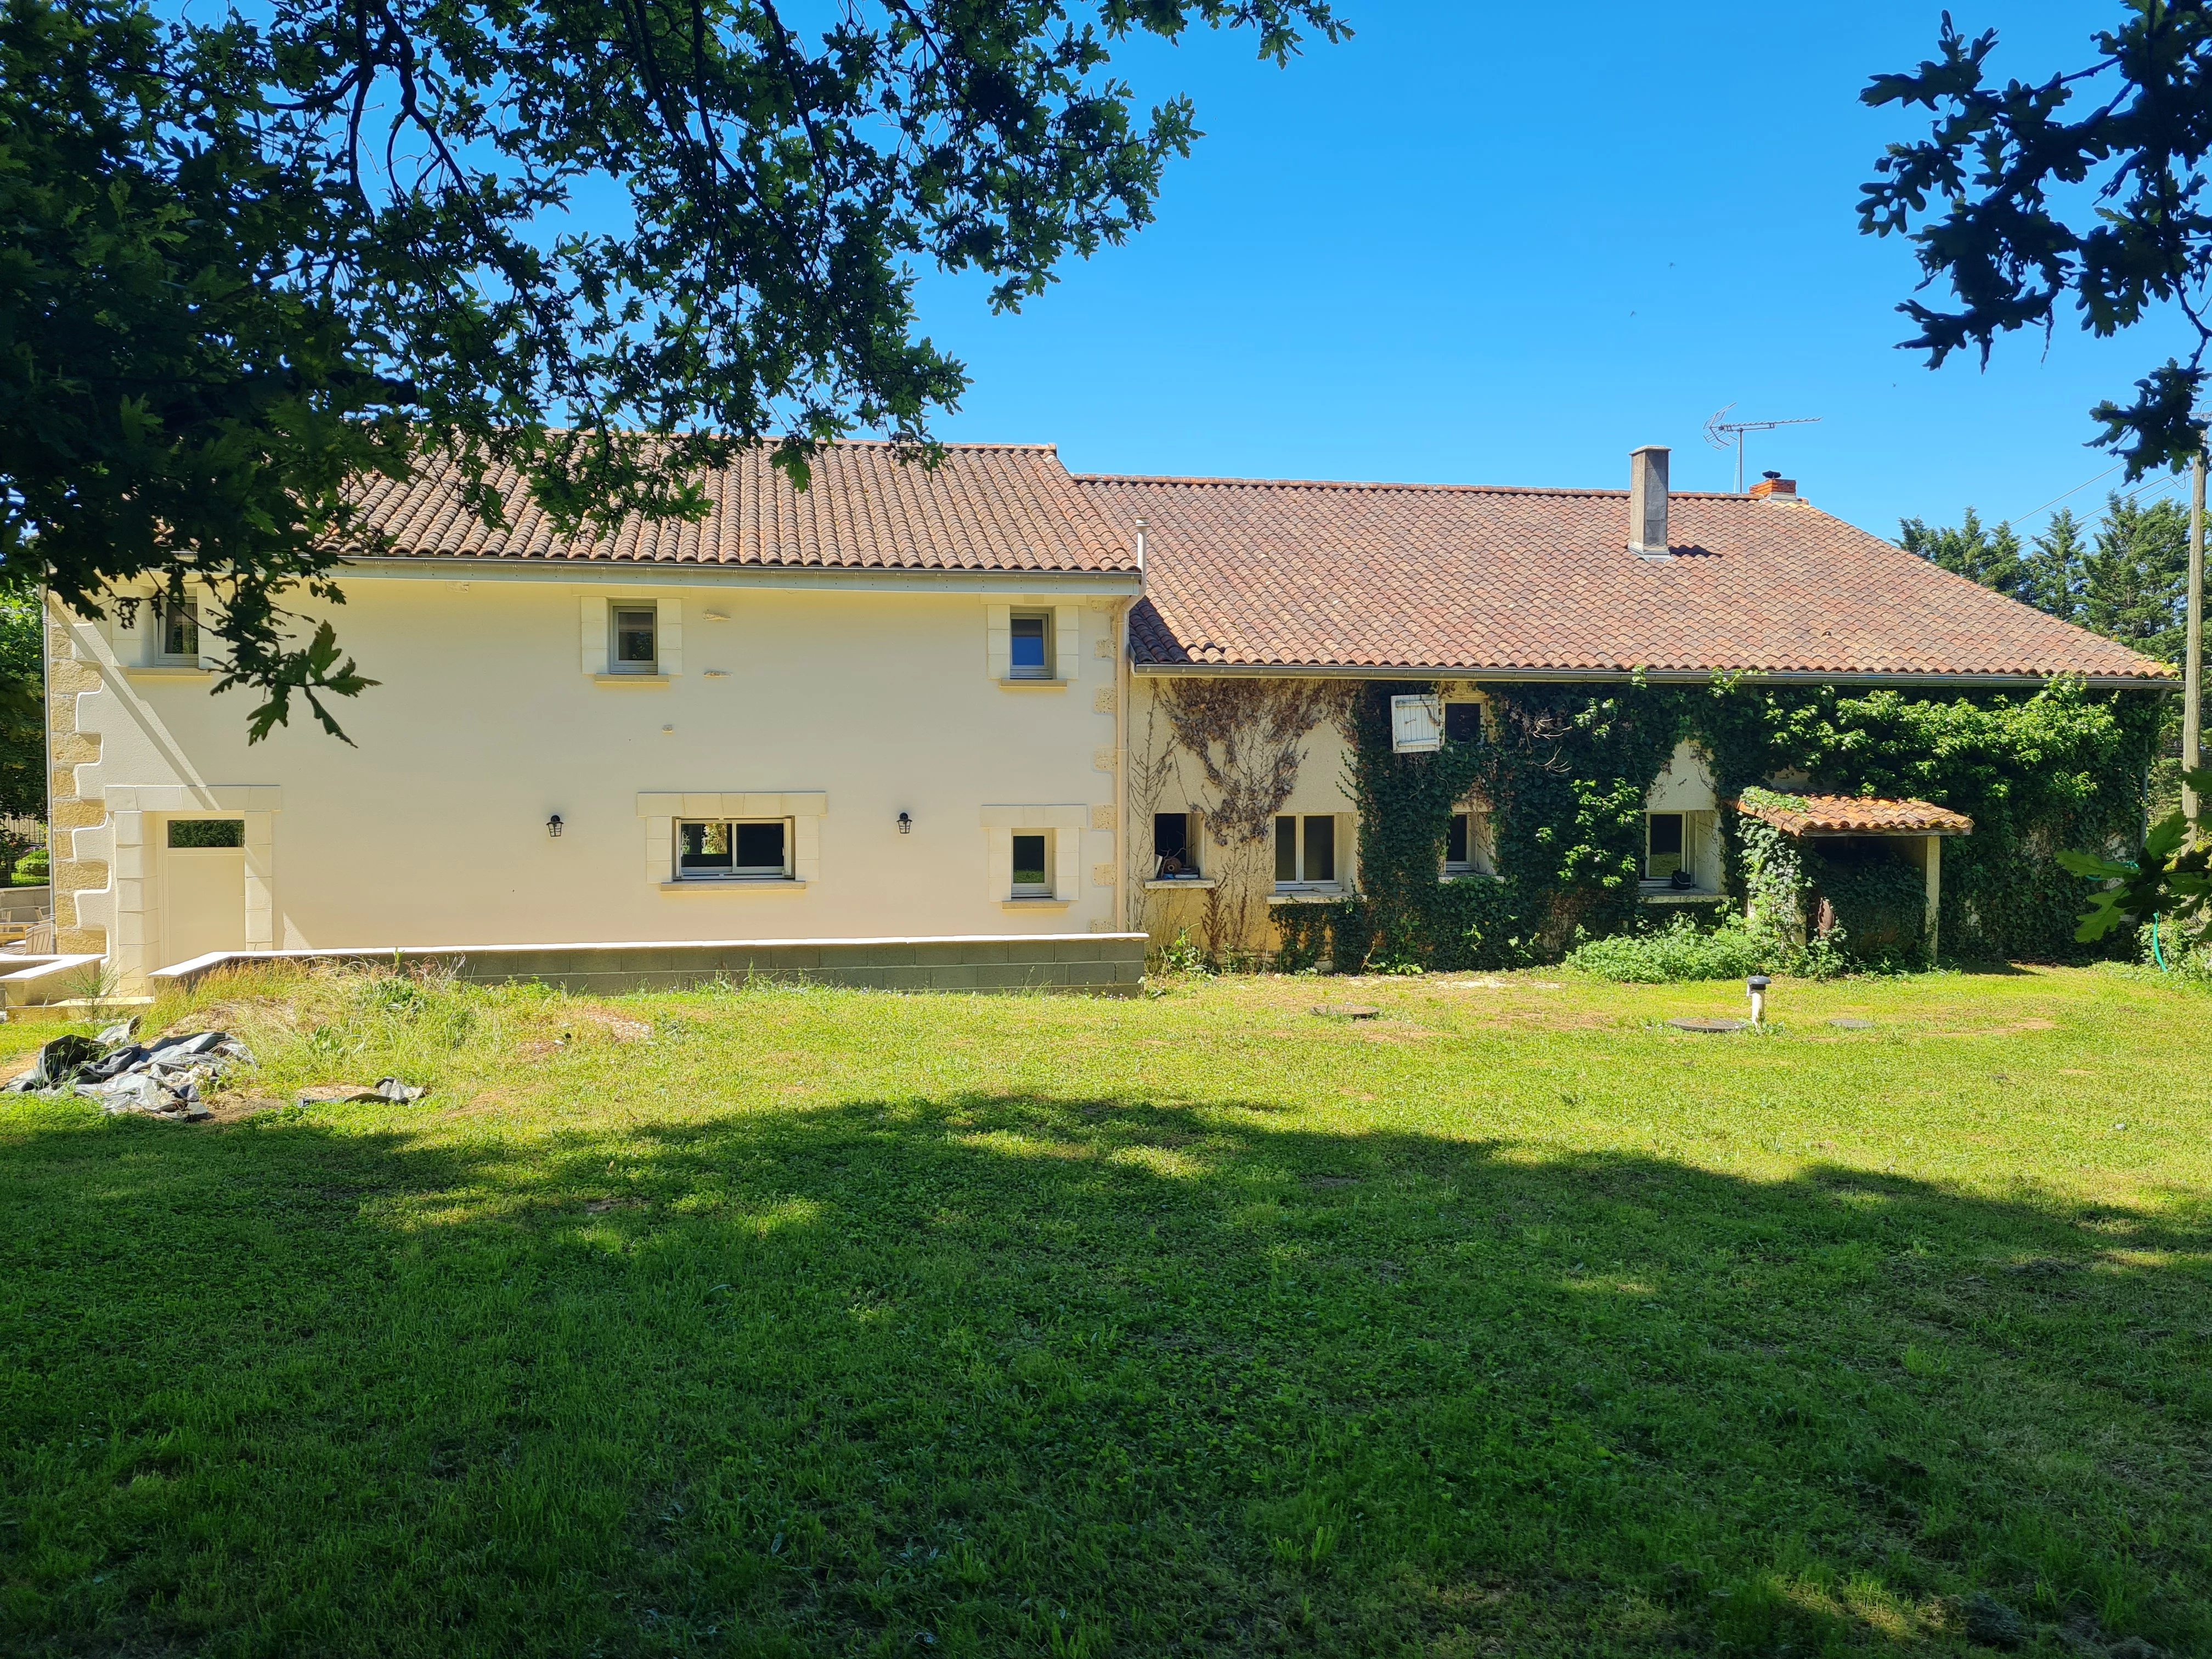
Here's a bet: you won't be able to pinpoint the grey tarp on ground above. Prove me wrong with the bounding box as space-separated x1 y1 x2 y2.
5 1024 255 1120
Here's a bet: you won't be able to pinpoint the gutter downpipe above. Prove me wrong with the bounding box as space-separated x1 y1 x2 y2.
1116 520 1145 936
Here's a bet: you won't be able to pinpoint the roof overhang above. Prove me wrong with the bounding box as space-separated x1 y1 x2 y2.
340 554 1144 596
1130 662 2172 691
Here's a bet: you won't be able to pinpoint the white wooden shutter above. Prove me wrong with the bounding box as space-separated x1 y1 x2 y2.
1391 694 1443 753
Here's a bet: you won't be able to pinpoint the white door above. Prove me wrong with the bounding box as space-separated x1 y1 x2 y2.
160 822 247 968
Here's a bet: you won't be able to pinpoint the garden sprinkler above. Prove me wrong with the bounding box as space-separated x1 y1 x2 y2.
1747 974 1770 1028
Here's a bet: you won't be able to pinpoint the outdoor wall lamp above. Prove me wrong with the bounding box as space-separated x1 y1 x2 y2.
896 811 913 835
547 814 564 838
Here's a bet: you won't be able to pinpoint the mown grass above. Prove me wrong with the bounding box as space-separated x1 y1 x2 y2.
2 963 2210 1657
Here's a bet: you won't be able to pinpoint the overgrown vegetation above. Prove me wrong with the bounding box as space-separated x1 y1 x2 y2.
1307 677 2158 975
3 963 2209 1655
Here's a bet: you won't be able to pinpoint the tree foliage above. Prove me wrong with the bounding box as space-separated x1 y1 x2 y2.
1861 3 2212 476
0 0 1343 735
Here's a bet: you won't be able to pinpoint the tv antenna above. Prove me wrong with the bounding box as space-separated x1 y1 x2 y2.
1704 405 1822 493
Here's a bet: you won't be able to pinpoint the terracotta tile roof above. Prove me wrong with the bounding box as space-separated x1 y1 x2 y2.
354 442 1138 574
1733 794 1975 836
1078 473 2174 683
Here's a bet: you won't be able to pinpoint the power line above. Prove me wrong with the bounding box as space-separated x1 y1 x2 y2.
2004 462 2123 529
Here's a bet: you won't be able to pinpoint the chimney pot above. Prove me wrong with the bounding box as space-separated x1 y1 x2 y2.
1628 445 1671 557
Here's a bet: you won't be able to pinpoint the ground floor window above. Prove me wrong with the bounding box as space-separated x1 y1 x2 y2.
1641 810 1716 889
1444 809 1493 876
676 819 790 880
1153 812 1201 879
1274 814 1338 890
1012 832 1053 897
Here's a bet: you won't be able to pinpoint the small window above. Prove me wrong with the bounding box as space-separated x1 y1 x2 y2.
1012 831 1052 897
1443 702 1483 744
155 596 200 664
1153 812 1200 878
1444 809 1493 876
676 819 789 880
1274 815 1339 889
168 819 243 849
612 606 658 674
1644 812 1686 882
1009 612 1053 680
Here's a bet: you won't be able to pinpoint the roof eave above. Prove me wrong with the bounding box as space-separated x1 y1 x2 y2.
1130 662 2172 690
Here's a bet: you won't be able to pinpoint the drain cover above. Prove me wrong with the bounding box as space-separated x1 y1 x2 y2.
1312 1004 1381 1020
1828 1018 1875 1030
1666 1017 1746 1034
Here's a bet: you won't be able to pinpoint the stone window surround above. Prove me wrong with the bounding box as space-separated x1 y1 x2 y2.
979 804 1087 905
103 786 283 974
637 792 825 888
984 602 1080 685
584 595 684 679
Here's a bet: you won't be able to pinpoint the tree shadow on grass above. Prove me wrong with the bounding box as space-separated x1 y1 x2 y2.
2 1092 2208 1657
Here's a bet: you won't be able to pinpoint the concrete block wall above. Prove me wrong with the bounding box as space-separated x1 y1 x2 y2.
150 933 1149 997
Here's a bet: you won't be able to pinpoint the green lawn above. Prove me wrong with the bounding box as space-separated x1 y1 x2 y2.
3 964 2209 1657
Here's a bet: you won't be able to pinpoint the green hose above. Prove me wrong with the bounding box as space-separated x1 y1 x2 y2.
2152 913 2168 972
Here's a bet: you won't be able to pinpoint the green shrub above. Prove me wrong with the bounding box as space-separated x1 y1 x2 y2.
1565 912 1779 983
12 846 47 887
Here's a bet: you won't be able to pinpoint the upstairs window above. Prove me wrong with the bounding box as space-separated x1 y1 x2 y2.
155 596 199 665
1153 812 1201 879
612 606 659 674
1444 701 1483 744
677 819 789 881
1012 832 1053 897
168 819 242 849
1274 815 1338 889
1009 612 1053 680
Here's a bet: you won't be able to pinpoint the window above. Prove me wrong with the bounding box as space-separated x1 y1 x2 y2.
168 819 242 849
155 596 199 664
1444 809 1492 876
1153 812 1200 879
1008 611 1053 680
1644 812 1686 882
1274 815 1338 889
611 606 658 674
1012 831 1052 897
676 819 789 880
1444 702 1483 744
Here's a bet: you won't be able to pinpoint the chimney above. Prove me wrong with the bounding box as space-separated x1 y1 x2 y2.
1748 470 1797 501
1628 445 1670 558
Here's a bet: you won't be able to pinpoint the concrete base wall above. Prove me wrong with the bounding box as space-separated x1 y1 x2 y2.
149 933 1149 997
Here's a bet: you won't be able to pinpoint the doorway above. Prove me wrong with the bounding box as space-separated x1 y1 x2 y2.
160 818 247 968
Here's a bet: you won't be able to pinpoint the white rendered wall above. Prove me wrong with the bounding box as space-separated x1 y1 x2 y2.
64 570 1134 985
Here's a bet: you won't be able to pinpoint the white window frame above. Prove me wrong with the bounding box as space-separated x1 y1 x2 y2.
637 793 823 890
611 604 659 675
673 817 793 882
1010 830 1054 898
1443 806 1495 877
1273 813 1344 894
153 595 201 666
1008 610 1054 681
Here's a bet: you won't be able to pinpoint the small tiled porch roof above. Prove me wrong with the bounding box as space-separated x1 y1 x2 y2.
1731 794 1975 837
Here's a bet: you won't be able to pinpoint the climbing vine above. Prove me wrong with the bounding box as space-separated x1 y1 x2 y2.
1304 675 2160 971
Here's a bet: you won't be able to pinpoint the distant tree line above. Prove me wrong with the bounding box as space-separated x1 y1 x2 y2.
1901 492 2195 798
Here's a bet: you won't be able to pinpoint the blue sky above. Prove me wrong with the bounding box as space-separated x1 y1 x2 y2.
910 3 2194 541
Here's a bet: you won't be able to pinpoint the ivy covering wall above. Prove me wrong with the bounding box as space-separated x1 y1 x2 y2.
1285 677 2163 973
